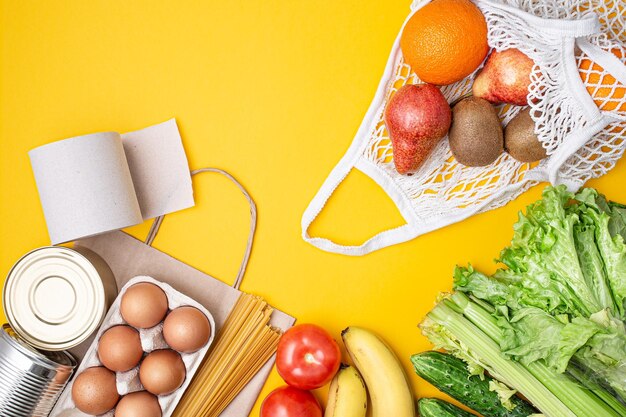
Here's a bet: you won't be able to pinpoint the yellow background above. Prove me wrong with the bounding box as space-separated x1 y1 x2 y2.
1 1 625 415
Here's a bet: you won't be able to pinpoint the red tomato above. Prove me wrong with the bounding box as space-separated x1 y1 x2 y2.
260 386 322 417
276 324 341 390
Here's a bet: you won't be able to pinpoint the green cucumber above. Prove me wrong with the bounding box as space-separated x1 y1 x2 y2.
411 351 537 417
418 398 477 417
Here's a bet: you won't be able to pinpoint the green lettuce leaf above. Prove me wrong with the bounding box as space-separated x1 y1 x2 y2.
569 313 626 401
607 202 626 241
498 186 602 316
572 216 616 312
496 306 626 401
499 307 565 369
573 188 626 317
489 379 518 411
455 263 578 315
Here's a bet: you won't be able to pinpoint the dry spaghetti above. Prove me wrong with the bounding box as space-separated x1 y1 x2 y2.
173 293 282 417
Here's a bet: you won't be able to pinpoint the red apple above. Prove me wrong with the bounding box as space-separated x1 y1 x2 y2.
472 49 535 106
384 84 452 175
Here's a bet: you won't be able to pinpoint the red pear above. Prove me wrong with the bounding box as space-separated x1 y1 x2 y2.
384 84 451 175
472 49 535 106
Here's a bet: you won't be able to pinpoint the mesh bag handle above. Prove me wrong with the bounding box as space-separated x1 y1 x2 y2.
412 0 601 38
301 162 420 256
300 25 423 256
545 38 626 186
145 168 257 289
478 0 600 36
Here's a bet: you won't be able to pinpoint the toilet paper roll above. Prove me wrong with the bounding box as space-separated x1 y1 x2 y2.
29 119 194 244
30 132 143 244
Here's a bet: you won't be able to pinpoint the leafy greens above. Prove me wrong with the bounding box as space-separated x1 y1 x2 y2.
422 186 626 417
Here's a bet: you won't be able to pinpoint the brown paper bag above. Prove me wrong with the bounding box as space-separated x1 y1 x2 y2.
71 168 295 417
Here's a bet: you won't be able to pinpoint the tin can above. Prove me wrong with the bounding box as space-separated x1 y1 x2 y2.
0 324 76 416
3 246 117 351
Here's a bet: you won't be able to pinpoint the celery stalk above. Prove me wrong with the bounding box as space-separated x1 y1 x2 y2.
446 292 626 417
428 302 577 417
526 360 624 417
568 365 626 417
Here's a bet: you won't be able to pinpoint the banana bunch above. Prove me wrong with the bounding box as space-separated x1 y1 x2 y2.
325 327 415 417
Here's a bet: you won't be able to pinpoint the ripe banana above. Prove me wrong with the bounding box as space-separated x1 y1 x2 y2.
325 365 367 417
342 326 416 417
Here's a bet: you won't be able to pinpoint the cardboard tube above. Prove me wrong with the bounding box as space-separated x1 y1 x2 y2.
29 132 143 244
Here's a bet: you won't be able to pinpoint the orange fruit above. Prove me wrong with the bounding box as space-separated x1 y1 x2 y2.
400 0 489 86
579 48 625 113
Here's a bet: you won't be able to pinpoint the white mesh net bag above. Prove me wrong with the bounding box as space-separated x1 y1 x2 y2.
302 0 626 256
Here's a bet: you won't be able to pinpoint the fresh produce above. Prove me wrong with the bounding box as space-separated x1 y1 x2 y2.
418 398 477 417
420 186 626 417
324 365 367 417
448 97 503 167
579 48 626 112
400 0 489 85
453 186 626 402
260 386 322 417
504 108 546 163
412 351 536 417
473 49 534 106
276 324 341 390
385 84 451 174
422 296 622 417
342 326 415 417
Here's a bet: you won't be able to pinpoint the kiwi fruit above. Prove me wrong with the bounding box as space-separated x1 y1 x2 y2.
448 97 503 167
505 108 547 163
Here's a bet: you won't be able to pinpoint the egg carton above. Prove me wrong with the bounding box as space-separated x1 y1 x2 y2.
50 276 216 417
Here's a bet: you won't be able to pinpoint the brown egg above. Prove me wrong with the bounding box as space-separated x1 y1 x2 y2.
72 366 119 415
139 349 186 395
163 306 211 353
115 391 161 417
120 283 168 328
98 325 144 372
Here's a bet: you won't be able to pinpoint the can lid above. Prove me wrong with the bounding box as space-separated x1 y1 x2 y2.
3 247 107 351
